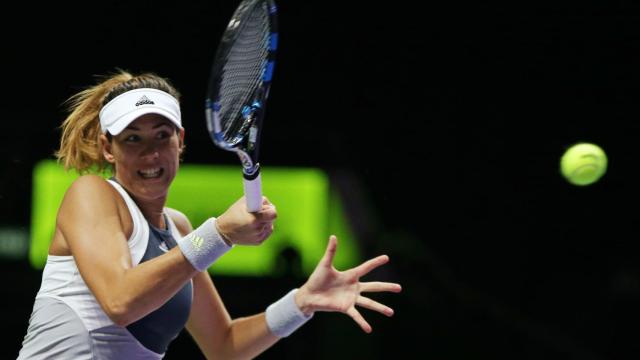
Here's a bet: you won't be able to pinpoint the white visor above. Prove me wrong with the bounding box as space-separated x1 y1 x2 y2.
99 88 182 135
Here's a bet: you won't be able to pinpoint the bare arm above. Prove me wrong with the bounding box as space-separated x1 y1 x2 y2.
168 206 280 360
186 272 280 360
184 233 401 360
58 175 199 326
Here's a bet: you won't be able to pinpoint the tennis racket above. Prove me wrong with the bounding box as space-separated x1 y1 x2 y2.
205 0 278 213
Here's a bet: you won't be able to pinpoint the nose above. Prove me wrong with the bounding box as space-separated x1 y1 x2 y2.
141 142 161 160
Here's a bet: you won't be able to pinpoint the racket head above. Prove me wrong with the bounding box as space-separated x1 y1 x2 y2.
205 0 278 176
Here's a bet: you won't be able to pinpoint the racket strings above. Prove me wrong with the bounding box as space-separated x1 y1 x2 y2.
219 3 271 144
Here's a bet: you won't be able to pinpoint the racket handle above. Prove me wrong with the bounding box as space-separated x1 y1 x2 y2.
243 173 263 213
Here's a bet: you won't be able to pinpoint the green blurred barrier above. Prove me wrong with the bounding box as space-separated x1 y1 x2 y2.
30 160 360 276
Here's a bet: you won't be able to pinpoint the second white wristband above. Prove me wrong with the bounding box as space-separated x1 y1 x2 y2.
265 289 314 338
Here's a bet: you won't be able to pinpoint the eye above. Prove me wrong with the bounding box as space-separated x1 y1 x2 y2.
156 130 171 140
125 134 141 142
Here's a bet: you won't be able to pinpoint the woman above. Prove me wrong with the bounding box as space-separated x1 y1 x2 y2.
17 70 401 359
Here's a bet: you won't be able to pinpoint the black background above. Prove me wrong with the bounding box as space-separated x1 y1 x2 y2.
3 0 640 359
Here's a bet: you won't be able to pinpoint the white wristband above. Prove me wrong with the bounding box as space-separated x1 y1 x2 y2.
177 217 233 272
265 289 313 337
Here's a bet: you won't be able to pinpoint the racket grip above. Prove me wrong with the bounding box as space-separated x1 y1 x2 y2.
243 173 263 212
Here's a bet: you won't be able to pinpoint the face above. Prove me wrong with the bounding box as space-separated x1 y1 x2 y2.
101 114 184 203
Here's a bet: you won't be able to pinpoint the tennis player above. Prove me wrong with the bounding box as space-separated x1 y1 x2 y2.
16 70 401 359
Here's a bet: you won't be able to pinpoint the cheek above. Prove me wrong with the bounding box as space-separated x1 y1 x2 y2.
113 159 136 177
164 144 182 170
169 137 183 160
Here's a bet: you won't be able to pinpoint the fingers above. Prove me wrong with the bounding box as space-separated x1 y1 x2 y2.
346 307 372 334
250 197 277 234
257 222 274 242
357 295 394 317
254 202 277 222
319 235 338 267
359 281 402 294
354 254 389 277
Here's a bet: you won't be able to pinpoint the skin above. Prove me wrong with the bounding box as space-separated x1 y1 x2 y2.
49 113 402 359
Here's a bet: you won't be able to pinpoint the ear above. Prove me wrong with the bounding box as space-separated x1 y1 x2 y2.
100 134 116 164
178 128 185 153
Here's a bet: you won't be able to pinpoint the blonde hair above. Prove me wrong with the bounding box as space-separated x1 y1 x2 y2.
55 69 181 173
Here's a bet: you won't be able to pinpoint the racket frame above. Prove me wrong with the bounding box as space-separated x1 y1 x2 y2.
205 0 278 212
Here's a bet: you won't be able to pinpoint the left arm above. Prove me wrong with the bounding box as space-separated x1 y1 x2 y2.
187 270 280 360
168 207 280 360
170 209 401 359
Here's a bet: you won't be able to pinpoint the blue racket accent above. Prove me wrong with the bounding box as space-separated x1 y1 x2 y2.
270 33 278 51
264 61 275 82
204 99 222 112
242 105 252 118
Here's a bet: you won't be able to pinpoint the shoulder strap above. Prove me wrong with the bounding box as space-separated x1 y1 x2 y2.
105 179 150 266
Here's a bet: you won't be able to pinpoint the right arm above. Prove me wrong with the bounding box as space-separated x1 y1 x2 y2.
57 175 200 326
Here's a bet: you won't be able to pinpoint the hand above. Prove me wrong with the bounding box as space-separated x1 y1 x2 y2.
296 235 402 333
215 196 277 246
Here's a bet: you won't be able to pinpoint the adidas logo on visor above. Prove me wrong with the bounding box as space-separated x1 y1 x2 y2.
135 95 155 106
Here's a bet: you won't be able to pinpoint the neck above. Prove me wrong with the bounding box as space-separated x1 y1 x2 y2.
111 176 168 229
135 199 167 229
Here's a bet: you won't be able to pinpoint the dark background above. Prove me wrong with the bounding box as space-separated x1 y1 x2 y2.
2 0 640 359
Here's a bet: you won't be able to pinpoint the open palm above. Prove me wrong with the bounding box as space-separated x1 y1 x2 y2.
297 235 402 333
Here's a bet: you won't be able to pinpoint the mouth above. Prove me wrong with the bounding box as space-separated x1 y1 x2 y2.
138 167 164 179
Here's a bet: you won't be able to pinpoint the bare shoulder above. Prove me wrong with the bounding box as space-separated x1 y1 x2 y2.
59 175 121 219
165 207 194 236
64 175 117 203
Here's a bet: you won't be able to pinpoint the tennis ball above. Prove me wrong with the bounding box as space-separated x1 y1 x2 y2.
560 142 607 186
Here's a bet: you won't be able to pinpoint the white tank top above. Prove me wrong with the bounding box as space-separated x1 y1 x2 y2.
34 179 183 331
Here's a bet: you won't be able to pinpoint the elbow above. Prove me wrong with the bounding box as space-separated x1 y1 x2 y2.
103 299 135 327
108 312 132 328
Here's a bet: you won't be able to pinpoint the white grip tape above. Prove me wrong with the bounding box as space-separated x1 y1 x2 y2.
265 289 313 337
177 218 232 272
243 174 263 213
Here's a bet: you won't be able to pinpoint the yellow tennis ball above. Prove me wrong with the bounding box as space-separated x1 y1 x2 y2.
560 142 608 186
